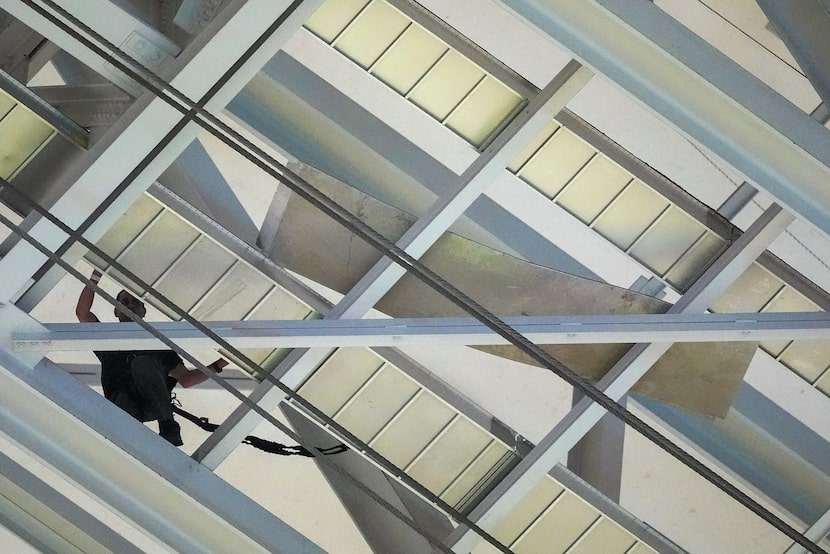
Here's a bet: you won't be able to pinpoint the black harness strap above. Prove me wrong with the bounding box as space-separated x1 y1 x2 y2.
172 405 347 458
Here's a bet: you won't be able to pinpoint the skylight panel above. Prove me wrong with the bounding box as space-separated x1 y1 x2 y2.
305 0 527 147
334 1 409 68
370 391 455 468
407 50 484 120
592 180 668 250
0 102 54 180
758 286 819 357
371 24 447 94
304 0 370 42
518 127 595 198
334 363 420 442
710 262 783 313
556 156 632 224
629 207 707 275
155 236 237 312
446 77 523 146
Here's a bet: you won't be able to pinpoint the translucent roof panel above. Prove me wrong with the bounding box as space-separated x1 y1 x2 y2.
304 0 526 147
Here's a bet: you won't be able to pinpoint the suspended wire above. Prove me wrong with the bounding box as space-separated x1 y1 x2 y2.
15 0 827 552
11 2 513 552
0 197 466 554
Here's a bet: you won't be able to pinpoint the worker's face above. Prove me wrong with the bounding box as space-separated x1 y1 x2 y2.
114 290 146 321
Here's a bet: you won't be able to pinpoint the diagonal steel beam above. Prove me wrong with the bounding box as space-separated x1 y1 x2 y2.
0 0 322 304
192 61 595 469
756 0 830 110
499 0 830 239
447 204 794 551
0 448 144 554
0 351 324 553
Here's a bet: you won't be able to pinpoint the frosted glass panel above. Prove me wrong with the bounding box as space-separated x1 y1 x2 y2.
710 262 783 313
335 364 419 442
93 194 163 266
814 369 830 396
298 348 384 415
520 128 595 198
370 392 455 468
593 180 668 250
509 121 560 173
190 263 272 320
490 477 564 545
556 156 632 224
249 287 313 321
371 25 446 94
441 441 511 508
630 207 705 275
409 50 484 120
446 77 522 146
118 211 199 287
513 492 598 554
760 287 819 356
0 93 15 120
237 288 315 365
305 0 370 42
568 518 636 554
665 231 725 290
155 237 236 312
335 1 409 68
0 106 54 179
407 417 490 494
779 340 830 382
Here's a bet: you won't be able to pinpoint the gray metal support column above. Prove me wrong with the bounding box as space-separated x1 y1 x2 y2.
566 390 626 502
757 0 830 110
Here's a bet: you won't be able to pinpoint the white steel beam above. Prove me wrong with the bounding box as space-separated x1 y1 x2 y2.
447 205 794 552
0 0 323 304
15 311 830 352
1 0 181 97
193 61 595 469
0 351 324 553
756 0 830 109
786 508 830 554
0 449 143 554
499 0 830 239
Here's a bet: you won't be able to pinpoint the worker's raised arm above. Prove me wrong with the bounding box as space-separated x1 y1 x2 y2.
75 269 102 323
170 358 228 388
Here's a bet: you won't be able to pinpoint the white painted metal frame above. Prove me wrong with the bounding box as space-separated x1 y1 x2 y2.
499 0 830 239
447 205 794 551
0 351 324 553
0 448 143 554
0 0 324 303
193 60 594 469
15 310 830 352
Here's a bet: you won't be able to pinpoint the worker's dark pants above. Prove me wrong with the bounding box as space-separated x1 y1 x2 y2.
111 355 173 423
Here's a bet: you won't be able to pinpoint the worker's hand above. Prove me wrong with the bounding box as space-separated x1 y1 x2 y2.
209 359 229 373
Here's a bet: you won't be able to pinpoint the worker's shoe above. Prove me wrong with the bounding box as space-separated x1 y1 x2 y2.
159 419 183 446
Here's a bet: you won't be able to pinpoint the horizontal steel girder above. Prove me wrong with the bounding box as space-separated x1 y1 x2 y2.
14 312 830 352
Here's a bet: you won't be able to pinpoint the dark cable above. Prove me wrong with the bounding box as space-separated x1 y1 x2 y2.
9 3 514 552
15 1 826 552
171 404 347 458
0 203 464 554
